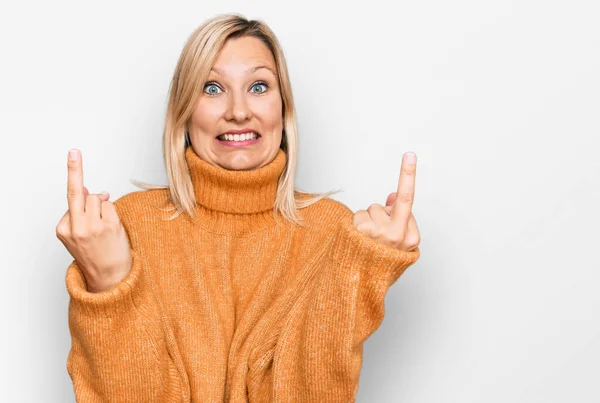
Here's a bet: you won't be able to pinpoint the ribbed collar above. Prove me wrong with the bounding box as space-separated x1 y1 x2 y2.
185 146 287 215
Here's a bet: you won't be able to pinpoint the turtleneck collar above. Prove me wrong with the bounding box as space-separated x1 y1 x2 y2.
185 146 287 215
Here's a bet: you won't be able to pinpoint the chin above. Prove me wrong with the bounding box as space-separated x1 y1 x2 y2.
217 155 262 171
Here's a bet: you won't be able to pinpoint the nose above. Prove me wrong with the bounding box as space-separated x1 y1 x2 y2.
226 90 252 122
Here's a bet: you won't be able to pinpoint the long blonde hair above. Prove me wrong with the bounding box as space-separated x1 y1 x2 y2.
131 13 342 226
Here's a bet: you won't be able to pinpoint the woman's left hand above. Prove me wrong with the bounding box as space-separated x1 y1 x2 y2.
352 152 421 252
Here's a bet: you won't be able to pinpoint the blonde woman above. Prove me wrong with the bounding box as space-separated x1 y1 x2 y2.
57 13 421 402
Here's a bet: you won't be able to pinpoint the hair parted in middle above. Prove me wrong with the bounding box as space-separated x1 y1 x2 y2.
131 13 342 226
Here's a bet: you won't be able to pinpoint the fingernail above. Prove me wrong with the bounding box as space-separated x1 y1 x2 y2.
405 152 416 163
101 191 109 196
69 149 78 161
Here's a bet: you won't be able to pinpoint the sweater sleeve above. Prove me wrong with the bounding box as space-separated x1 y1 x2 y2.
298 212 421 401
65 250 186 402
64 196 188 402
328 213 421 346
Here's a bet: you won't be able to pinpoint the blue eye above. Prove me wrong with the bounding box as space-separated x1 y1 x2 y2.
203 81 268 96
204 83 222 95
251 82 268 94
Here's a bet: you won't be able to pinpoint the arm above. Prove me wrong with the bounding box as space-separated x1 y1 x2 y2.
66 250 188 402
66 251 189 402
327 213 420 346
65 194 190 402
299 212 420 401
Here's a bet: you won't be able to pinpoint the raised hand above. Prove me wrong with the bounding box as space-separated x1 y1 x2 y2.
55 149 133 292
352 152 421 252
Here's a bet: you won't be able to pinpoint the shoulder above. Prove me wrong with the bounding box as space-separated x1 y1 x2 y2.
112 188 171 225
113 187 170 210
298 196 354 232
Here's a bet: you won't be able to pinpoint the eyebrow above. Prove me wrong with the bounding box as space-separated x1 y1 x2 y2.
210 65 278 78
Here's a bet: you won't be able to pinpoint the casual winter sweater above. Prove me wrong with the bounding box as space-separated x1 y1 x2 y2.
65 146 421 402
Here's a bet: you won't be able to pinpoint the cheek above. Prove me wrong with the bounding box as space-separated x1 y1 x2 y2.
253 97 283 128
192 100 222 131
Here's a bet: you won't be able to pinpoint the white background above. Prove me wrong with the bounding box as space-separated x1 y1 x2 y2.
1 0 598 401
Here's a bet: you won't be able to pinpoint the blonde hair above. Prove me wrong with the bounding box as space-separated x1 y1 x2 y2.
131 13 342 226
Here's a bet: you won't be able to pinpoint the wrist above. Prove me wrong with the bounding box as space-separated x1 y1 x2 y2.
85 266 130 293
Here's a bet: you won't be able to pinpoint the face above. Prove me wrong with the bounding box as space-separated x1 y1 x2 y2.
188 36 283 171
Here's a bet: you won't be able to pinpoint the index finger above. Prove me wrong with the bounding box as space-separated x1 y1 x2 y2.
390 152 417 225
67 149 85 214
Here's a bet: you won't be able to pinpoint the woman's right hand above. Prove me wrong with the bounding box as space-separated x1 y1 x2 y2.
56 149 133 293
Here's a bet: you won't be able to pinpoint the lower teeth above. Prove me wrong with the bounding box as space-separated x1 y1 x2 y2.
220 137 256 141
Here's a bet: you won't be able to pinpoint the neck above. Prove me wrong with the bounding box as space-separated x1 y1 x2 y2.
183 146 287 235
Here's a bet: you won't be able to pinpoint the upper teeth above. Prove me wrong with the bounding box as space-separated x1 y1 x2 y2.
218 132 258 141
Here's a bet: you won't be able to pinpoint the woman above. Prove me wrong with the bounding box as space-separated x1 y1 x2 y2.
57 13 421 402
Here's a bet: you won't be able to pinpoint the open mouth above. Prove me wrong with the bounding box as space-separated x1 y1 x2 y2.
216 132 261 142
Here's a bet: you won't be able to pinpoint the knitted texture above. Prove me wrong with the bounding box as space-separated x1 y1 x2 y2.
65 147 421 402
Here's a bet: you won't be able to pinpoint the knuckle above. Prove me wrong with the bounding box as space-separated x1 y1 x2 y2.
104 201 117 214
397 193 414 203
372 228 386 238
105 221 119 233
406 233 420 246
354 209 368 220
71 227 88 241
55 222 68 237
356 222 370 233
89 223 104 236
387 232 404 244
367 203 382 212
402 167 416 176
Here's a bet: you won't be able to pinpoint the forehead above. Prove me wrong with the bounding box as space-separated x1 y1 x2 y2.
210 36 276 76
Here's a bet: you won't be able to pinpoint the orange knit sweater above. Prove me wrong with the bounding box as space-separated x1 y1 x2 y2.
65 146 421 402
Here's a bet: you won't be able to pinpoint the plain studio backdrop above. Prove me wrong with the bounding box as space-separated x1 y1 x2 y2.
0 0 598 401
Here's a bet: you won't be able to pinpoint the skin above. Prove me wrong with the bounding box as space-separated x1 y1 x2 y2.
187 35 283 171
57 35 420 294
190 36 420 251
353 152 421 252
56 149 131 293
